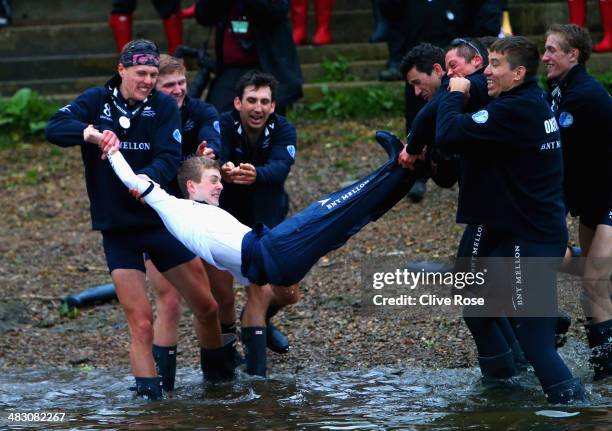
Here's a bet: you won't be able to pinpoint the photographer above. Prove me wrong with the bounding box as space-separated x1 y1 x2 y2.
193 0 303 114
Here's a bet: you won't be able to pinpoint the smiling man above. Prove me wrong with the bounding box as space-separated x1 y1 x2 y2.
206 70 301 377
543 24 612 381
435 36 586 404
45 40 226 400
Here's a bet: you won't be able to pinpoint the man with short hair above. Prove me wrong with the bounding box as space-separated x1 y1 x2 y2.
543 23 612 380
399 38 529 373
435 36 586 403
143 54 228 392
207 70 300 377
45 40 227 400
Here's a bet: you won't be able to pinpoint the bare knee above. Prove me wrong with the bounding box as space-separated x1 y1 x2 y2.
272 284 301 306
130 315 154 345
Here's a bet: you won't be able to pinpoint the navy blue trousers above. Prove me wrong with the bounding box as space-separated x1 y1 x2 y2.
457 225 572 389
242 156 416 287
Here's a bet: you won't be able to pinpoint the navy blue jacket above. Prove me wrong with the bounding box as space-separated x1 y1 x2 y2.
166 96 222 197
407 69 490 187
180 96 221 159
436 78 568 244
548 64 612 214
213 110 296 227
45 74 182 231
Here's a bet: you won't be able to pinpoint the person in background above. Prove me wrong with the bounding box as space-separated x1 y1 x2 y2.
567 0 612 52
291 0 334 45
543 23 612 380
194 0 303 114
109 0 186 55
369 0 390 43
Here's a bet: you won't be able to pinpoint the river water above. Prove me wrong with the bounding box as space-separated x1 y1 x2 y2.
1 341 610 430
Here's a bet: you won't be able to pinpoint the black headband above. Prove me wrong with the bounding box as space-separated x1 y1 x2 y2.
119 40 160 67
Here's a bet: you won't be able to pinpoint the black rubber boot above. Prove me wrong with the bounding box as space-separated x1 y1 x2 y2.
200 334 238 382
152 344 177 391
221 322 245 365
509 340 529 372
585 319 612 381
375 130 403 160
555 312 572 349
478 349 516 385
544 377 587 404
266 306 290 354
241 326 267 377
134 376 163 400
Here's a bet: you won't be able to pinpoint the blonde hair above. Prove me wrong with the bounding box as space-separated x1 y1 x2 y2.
158 54 186 76
177 157 220 197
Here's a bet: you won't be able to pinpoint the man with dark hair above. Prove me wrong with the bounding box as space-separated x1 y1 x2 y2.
397 42 446 202
543 23 612 381
45 40 228 400
399 37 529 374
194 0 303 114
206 70 300 377
434 36 586 404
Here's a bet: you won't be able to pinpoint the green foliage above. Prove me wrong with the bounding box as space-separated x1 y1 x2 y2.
292 84 404 120
319 56 356 82
59 302 81 319
0 89 60 148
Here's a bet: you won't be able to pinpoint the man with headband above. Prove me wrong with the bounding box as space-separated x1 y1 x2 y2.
46 39 230 400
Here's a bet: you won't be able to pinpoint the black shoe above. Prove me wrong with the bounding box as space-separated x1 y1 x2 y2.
544 377 587 404
585 320 612 381
374 130 403 160
555 312 572 349
406 179 427 203
379 67 402 81
267 323 290 354
200 334 237 382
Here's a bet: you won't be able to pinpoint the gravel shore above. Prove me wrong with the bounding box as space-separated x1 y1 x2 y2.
0 117 586 374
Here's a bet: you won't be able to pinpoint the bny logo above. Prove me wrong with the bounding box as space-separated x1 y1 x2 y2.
471 110 489 124
286 145 296 159
142 107 156 117
559 112 574 128
103 103 111 117
173 129 182 144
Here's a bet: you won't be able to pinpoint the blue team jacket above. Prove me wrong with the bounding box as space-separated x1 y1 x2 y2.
45 74 182 231
548 64 612 214
210 110 297 227
436 78 568 244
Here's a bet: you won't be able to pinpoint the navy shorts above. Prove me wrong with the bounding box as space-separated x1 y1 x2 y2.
580 207 612 230
102 226 195 273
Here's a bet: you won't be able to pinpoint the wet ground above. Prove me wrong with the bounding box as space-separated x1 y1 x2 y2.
1 341 611 430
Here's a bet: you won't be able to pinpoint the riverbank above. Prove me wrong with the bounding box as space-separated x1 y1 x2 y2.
0 117 586 374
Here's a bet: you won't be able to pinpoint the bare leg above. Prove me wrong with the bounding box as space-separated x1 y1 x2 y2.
162 257 222 349
112 268 157 377
582 224 612 323
147 259 182 346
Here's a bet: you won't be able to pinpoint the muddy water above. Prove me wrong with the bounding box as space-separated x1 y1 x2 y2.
1 342 610 430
